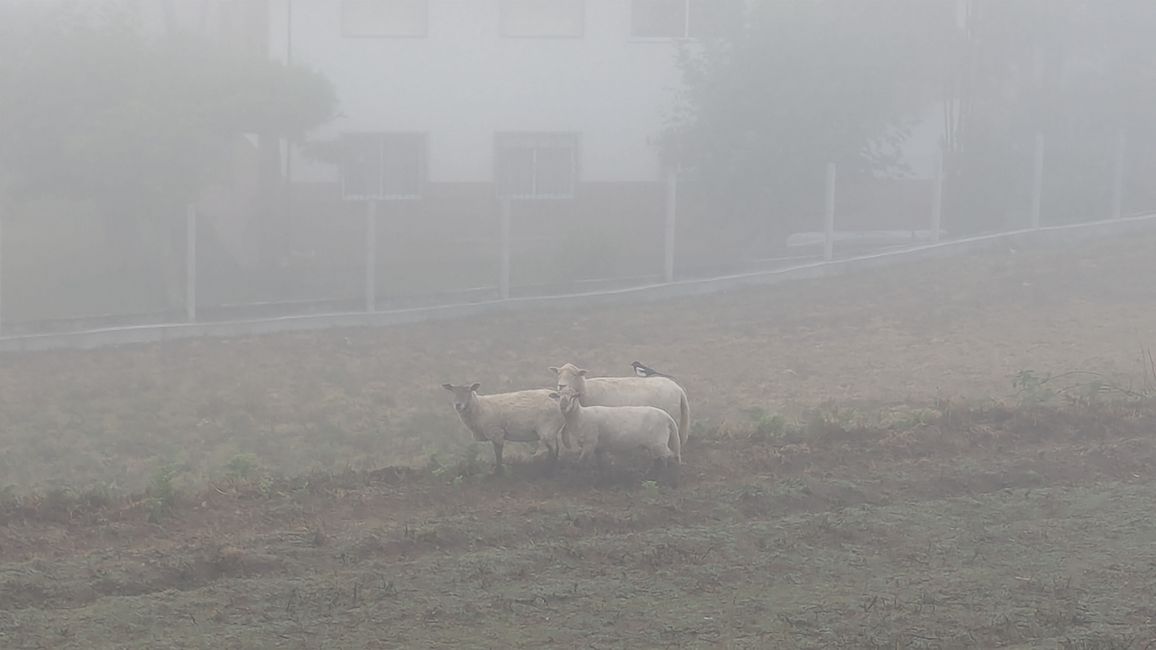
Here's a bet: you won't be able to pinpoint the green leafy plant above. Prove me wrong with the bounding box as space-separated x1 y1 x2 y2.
146 462 183 523
224 453 260 480
741 407 787 441
1012 369 1057 406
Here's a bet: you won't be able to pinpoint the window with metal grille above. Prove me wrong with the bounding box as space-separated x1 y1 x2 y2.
630 0 737 39
340 133 426 200
340 0 428 37
500 0 585 37
495 133 579 199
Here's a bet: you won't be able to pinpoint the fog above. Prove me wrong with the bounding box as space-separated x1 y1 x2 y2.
0 0 1149 332
5 1 1156 646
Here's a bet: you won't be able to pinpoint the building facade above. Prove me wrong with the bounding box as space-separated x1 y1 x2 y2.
256 0 743 289
269 0 722 197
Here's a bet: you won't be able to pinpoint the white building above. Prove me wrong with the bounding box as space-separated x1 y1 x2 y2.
267 0 732 208
154 0 945 278
133 0 270 53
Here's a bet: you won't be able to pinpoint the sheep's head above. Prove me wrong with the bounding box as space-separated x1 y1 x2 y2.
548 388 581 415
441 383 480 413
549 363 588 394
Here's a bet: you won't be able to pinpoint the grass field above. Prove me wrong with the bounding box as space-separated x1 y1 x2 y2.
2 233 1156 648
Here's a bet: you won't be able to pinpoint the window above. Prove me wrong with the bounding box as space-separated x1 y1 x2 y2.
630 0 738 39
500 0 585 37
340 0 427 38
340 133 427 200
495 133 579 199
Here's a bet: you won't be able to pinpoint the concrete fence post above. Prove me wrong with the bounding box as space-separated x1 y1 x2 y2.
365 200 377 312
1030 133 1045 229
824 163 837 261
185 205 197 322
1112 129 1127 221
931 150 944 244
0 207 4 337
0 196 6 337
663 170 677 283
500 197 512 300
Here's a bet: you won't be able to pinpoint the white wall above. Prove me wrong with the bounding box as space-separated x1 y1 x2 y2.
134 0 244 39
268 0 685 184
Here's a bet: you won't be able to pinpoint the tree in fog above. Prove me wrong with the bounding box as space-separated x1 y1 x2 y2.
0 2 336 306
947 0 1156 229
668 0 954 248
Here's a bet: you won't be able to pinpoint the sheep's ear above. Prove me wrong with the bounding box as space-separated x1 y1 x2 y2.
441 383 454 391
577 369 588 377
549 366 560 375
548 392 560 400
469 383 481 392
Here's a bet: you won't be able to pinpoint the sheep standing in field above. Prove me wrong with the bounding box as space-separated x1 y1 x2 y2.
441 383 567 473
549 389 681 481
550 362 690 449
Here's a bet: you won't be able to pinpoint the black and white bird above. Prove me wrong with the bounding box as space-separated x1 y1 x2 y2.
632 361 675 380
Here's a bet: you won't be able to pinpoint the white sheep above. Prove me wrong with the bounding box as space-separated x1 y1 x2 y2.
441 383 567 473
548 389 681 480
550 362 691 449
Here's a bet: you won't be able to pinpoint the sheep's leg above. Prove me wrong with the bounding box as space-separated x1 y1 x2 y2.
545 441 560 476
559 423 573 451
492 439 505 475
649 446 678 486
577 445 594 465
648 455 664 483
531 437 559 474
594 448 609 473
543 438 559 465
529 440 548 460
657 453 680 488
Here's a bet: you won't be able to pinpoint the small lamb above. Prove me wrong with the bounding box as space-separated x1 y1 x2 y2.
549 388 681 482
442 383 567 473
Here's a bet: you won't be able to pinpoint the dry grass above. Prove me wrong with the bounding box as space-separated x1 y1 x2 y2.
2 233 1156 647
0 234 1154 493
1 398 1155 648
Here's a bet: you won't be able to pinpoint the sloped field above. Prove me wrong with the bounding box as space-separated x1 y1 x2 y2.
1 233 1155 647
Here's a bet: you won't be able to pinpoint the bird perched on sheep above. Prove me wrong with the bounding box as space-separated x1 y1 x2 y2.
550 362 691 448
441 383 567 473
631 361 675 380
549 388 680 482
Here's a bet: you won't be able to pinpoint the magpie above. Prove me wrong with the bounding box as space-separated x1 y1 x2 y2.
632 361 675 380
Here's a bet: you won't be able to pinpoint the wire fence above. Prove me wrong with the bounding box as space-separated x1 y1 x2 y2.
2 129 1154 339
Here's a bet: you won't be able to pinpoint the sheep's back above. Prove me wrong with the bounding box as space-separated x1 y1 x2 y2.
478 389 563 433
576 405 673 449
580 404 668 428
584 377 684 415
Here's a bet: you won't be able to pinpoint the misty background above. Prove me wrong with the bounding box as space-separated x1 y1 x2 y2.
0 0 1154 334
